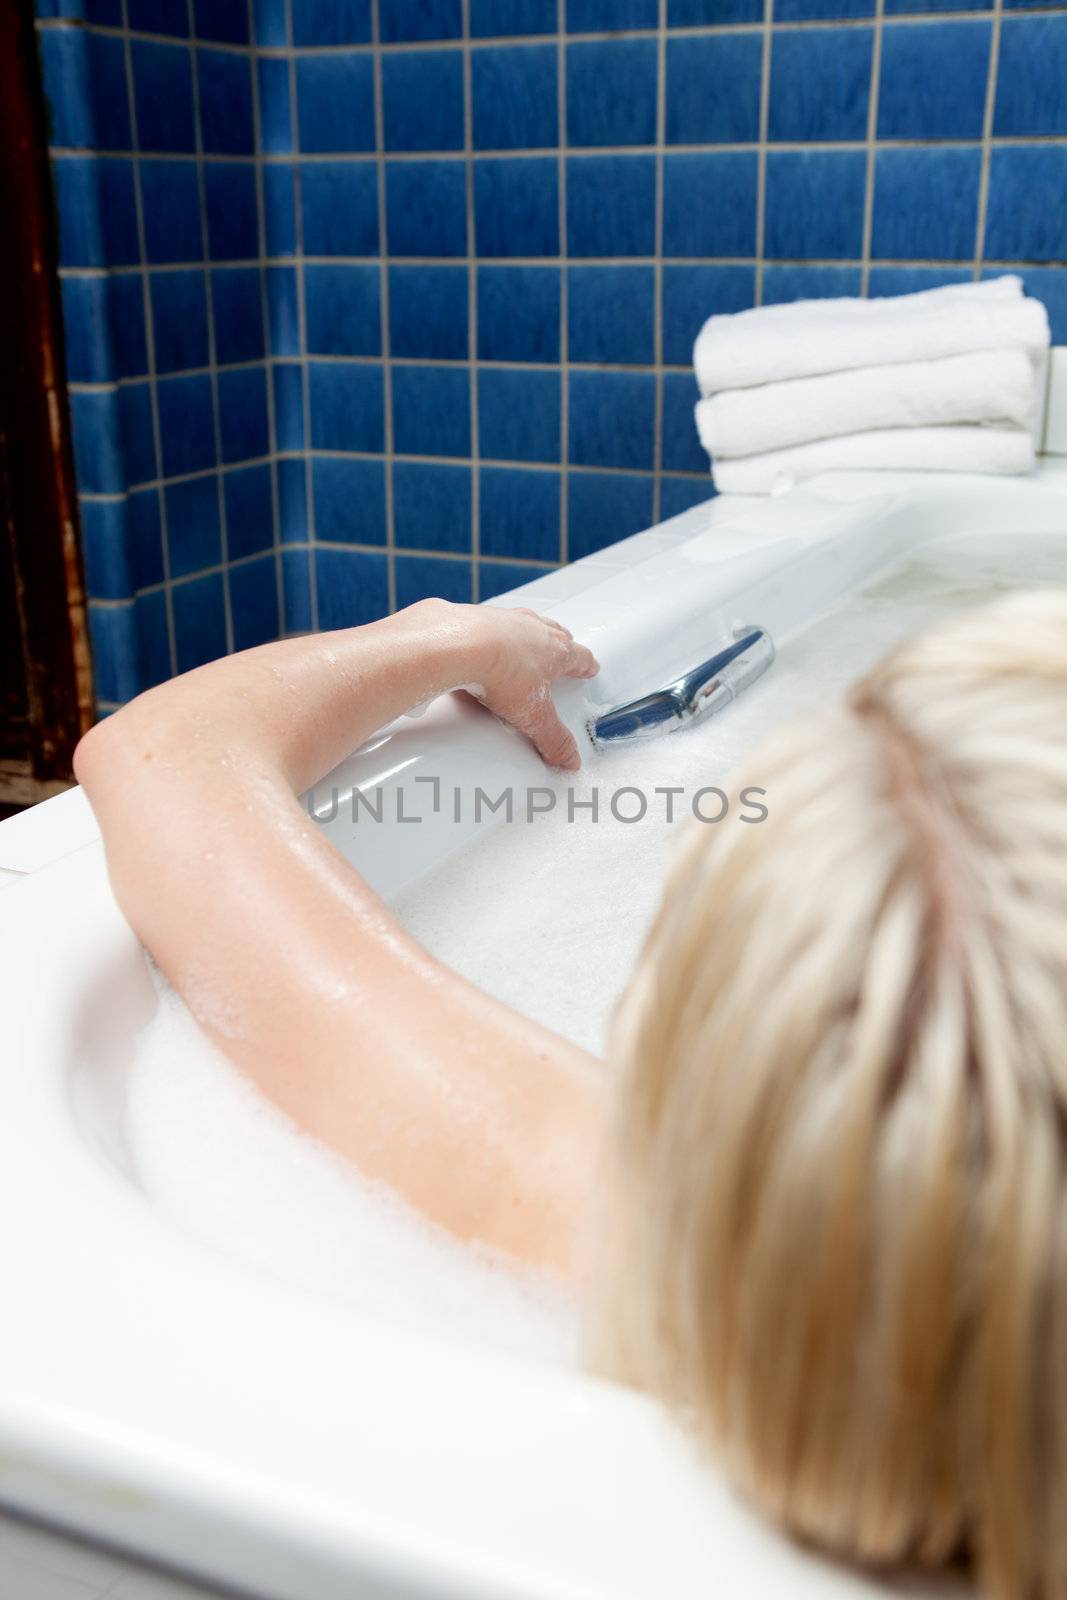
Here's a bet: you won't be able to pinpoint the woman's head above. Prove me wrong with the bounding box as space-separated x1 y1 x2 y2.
596 588 1067 1597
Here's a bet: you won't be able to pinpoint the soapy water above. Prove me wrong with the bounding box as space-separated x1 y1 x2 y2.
125 529 1066 1361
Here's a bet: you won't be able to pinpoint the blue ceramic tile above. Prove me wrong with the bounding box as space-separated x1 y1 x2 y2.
292 0 372 44
39 30 131 150
995 18 1067 136
668 0 762 20
197 49 254 154
666 35 763 145
131 41 196 152
278 458 309 540
477 267 560 363
478 559 545 599
478 369 560 463
173 572 228 671
567 155 655 258
218 365 270 462
662 265 754 366
764 151 866 260
88 605 142 703
568 471 653 560
769 28 873 143
867 266 972 297
193 0 250 42
150 269 210 373
393 462 472 551
389 266 468 359
662 153 758 258
659 477 714 518
264 165 297 256
302 163 379 255
660 373 706 472
985 148 1067 263
212 268 265 364
761 264 862 303
312 457 387 543
254 0 288 44
228 555 280 650
127 486 166 588
479 466 559 561
53 158 137 268
128 0 188 33
568 371 654 469
475 158 559 257
305 264 381 356
471 0 555 35
274 362 306 451
995 267 1067 342
567 0 656 25
383 51 464 153
314 548 389 629
393 365 470 457
568 266 654 365
134 589 171 689
567 40 657 148
282 549 312 630
118 381 159 483
84 0 124 21
141 160 203 264
267 267 300 356
80 499 131 600
296 55 375 152
61 276 113 384
309 361 384 451
775 0 872 18
204 163 259 261
871 147 981 261
257 58 292 154
386 161 468 256
473 46 558 151
110 275 149 379
381 0 462 39
878 21 991 140
164 472 222 576
395 555 472 607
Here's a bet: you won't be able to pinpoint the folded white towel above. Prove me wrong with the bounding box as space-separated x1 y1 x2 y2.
696 348 1040 461
694 276 1051 396
710 425 1035 497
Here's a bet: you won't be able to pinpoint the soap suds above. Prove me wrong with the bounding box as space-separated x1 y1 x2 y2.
123 531 1065 1358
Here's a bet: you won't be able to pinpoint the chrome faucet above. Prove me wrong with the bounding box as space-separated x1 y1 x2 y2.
589 625 775 747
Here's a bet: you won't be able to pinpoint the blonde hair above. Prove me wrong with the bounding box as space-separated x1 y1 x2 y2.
594 588 1067 1597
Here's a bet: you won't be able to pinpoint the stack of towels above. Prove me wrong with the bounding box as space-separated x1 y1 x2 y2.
693 276 1051 496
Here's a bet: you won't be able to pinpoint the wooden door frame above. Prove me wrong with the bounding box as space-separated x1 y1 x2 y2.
1 0 94 806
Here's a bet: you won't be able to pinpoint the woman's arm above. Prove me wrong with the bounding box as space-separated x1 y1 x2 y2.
75 600 603 1276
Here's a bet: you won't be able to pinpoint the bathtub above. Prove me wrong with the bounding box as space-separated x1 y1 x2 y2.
3 458 1067 1600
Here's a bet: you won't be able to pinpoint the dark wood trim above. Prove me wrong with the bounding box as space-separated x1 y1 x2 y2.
0 0 94 802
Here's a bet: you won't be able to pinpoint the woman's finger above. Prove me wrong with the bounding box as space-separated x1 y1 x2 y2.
523 698 582 770
566 642 599 679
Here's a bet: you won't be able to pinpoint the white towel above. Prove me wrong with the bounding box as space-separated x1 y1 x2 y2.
696 348 1040 461
694 276 1051 396
710 425 1035 497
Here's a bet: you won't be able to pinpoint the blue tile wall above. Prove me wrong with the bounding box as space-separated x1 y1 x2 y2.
39 0 1067 710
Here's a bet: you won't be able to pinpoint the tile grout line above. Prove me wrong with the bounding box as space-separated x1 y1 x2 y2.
461 0 480 604
371 0 397 614
754 0 773 305
651 0 667 526
973 0 1004 281
187 0 236 657
556 0 569 565
117 0 178 681
859 0 886 294
285 0 319 629
247 0 288 639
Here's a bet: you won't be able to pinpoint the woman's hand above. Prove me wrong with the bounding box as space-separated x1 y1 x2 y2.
438 601 600 770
